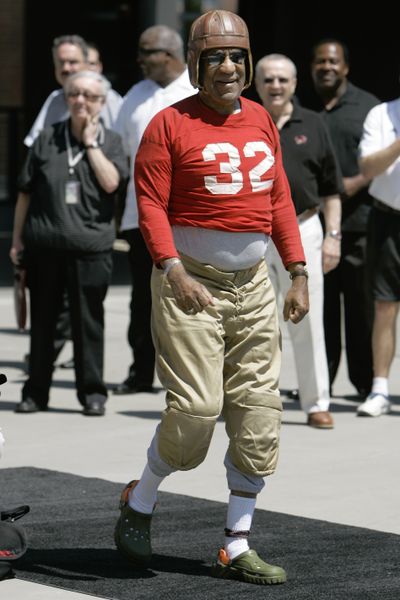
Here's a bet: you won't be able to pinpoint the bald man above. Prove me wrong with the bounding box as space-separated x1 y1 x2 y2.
256 53 342 428
113 25 195 395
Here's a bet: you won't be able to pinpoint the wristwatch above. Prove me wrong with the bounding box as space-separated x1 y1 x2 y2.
163 257 182 276
326 229 342 241
289 267 309 280
85 141 99 149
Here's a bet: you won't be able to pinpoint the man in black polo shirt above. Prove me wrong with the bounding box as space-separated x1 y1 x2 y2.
255 53 342 429
311 39 379 399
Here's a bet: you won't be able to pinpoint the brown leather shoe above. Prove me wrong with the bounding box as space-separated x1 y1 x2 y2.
307 411 334 429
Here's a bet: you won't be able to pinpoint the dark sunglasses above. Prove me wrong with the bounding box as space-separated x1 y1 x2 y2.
138 47 170 56
201 49 247 67
263 77 290 84
67 90 105 102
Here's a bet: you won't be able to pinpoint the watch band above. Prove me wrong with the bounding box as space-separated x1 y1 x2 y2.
85 141 99 149
326 229 342 241
289 268 309 280
163 258 182 276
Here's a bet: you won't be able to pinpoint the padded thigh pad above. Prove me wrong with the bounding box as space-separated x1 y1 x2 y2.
225 398 282 477
158 407 217 470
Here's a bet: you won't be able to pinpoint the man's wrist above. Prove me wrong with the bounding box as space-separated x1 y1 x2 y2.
325 229 342 241
288 266 309 280
163 257 182 276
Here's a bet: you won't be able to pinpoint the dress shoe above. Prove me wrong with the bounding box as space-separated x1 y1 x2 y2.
15 398 48 413
307 411 334 429
82 400 105 416
113 377 154 395
23 353 30 374
356 388 369 400
58 357 74 369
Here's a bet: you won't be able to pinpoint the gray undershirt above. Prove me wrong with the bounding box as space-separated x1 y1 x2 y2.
172 226 269 271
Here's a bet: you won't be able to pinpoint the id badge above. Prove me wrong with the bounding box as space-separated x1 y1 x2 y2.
65 180 81 205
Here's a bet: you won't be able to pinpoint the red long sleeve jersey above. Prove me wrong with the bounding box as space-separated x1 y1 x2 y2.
135 94 305 267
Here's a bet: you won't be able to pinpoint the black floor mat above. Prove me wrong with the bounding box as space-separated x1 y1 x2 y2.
1 467 398 599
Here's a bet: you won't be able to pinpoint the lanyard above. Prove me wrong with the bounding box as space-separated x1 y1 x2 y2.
65 123 85 175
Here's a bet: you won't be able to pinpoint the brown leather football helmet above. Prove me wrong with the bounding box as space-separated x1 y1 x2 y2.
187 10 253 89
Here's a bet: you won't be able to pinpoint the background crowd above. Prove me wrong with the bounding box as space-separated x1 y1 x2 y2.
8 21 400 424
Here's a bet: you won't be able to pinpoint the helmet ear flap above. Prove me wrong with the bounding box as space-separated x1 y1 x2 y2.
187 46 200 89
187 10 253 89
197 58 205 89
244 51 253 89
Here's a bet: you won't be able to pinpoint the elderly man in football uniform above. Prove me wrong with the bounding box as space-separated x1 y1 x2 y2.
114 10 308 585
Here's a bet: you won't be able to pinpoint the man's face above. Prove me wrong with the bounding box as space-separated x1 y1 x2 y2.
255 59 296 112
199 47 246 114
137 30 171 85
311 43 349 93
54 43 86 86
87 48 102 73
66 76 105 121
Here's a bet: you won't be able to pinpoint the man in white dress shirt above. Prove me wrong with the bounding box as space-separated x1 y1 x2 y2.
357 95 400 416
113 25 195 395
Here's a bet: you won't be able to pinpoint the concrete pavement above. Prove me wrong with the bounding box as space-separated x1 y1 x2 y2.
1 284 399 599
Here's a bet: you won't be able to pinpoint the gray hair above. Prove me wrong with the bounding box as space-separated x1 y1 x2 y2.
140 25 185 63
255 53 297 79
64 70 111 96
52 34 88 61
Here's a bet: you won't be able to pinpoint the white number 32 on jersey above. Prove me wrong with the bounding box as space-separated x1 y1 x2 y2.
202 141 274 195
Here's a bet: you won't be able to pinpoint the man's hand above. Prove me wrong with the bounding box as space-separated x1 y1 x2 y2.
322 236 341 273
9 239 24 266
283 276 309 324
166 262 214 315
82 115 99 147
342 174 369 199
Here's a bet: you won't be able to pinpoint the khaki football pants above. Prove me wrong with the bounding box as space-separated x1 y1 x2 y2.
151 255 282 478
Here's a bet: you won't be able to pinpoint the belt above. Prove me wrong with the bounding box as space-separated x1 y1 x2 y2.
373 199 400 215
297 207 318 223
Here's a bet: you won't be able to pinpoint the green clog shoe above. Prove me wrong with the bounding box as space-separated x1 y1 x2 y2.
114 480 153 566
211 548 286 585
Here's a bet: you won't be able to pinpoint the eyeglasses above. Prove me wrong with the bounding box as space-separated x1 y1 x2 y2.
138 47 169 56
67 90 105 102
263 77 290 84
201 49 247 67
57 59 84 67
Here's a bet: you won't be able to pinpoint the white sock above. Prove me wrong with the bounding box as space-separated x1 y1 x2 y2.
225 493 257 560
128 464 165 514
371 377 389 397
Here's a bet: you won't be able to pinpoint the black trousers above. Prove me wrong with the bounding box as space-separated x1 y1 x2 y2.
323 232 373 394
23 248 112 407
123 228 155 386
53 291 71 361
